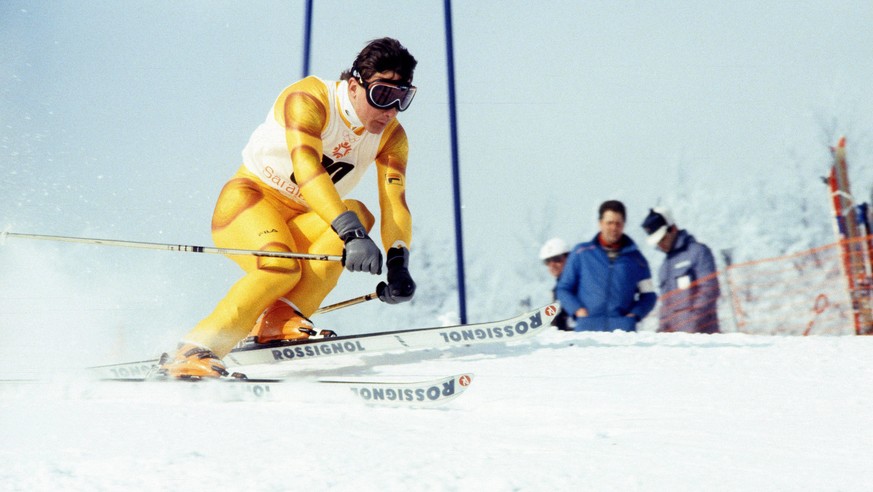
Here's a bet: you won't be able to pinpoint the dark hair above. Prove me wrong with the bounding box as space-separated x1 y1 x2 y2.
340 37 417 84
598 200 626 221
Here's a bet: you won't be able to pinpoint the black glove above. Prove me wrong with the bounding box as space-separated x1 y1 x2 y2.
331 210 382 274
377 247 416 304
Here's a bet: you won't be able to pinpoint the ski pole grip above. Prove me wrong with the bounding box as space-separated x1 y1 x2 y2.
376 281 388 300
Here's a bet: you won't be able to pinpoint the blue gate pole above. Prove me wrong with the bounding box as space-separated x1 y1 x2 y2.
444 0 468 324
301 0 314 77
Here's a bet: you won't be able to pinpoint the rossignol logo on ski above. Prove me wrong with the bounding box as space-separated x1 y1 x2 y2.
109 364 156 379
270 340 366 361
437 312 544 343
350 376 464 403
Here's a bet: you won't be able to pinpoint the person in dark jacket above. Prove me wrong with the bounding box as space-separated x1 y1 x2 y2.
556 200 657 332
539 237 574 331
642 207 720 334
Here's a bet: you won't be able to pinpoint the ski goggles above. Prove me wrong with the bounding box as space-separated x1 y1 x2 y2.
354 70 417 112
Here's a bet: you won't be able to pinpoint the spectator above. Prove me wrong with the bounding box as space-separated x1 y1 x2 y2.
539 237 574 331
556 200 657 332
642 207 721 333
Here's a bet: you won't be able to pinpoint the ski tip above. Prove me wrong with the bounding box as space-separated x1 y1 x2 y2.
543 303 561 320
456 373 473 387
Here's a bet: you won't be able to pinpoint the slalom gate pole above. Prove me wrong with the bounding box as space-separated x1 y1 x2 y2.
314 289 381 315
0 231 343 262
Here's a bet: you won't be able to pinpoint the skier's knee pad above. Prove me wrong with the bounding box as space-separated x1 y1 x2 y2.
257 242 303 281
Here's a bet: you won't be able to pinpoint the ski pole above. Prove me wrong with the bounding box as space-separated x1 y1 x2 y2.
0 231 343 262
314 288 382 315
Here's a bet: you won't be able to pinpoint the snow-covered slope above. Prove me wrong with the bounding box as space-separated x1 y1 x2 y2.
2 329 871 491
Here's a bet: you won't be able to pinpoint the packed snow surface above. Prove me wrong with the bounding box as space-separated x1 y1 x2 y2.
2 328 872 491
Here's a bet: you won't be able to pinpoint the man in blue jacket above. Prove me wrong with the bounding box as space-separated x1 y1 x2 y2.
557 200 657 332
642 207 720 333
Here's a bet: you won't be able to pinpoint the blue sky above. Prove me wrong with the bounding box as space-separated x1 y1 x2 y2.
2 1 873 341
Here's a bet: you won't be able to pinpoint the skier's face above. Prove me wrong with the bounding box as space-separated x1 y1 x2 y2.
349 70 405 134
599 211 625 245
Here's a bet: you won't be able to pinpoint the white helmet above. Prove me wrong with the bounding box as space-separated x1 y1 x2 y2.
539 237 570 260
642 207 675 246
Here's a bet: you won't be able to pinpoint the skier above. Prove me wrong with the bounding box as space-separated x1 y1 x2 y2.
641 207 720 333
160 37 418 378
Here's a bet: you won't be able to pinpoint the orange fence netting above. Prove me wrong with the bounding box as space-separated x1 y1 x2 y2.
658 236 873 336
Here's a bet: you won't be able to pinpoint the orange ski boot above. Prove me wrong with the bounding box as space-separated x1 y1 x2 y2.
248 302 336 344
158 343 236 380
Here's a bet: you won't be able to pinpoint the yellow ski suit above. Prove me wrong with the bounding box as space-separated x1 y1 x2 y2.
183 76 411 356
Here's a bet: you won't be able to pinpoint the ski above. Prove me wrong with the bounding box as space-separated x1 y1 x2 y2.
322 372 473 406
96 373 473 406
88 303 559 379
